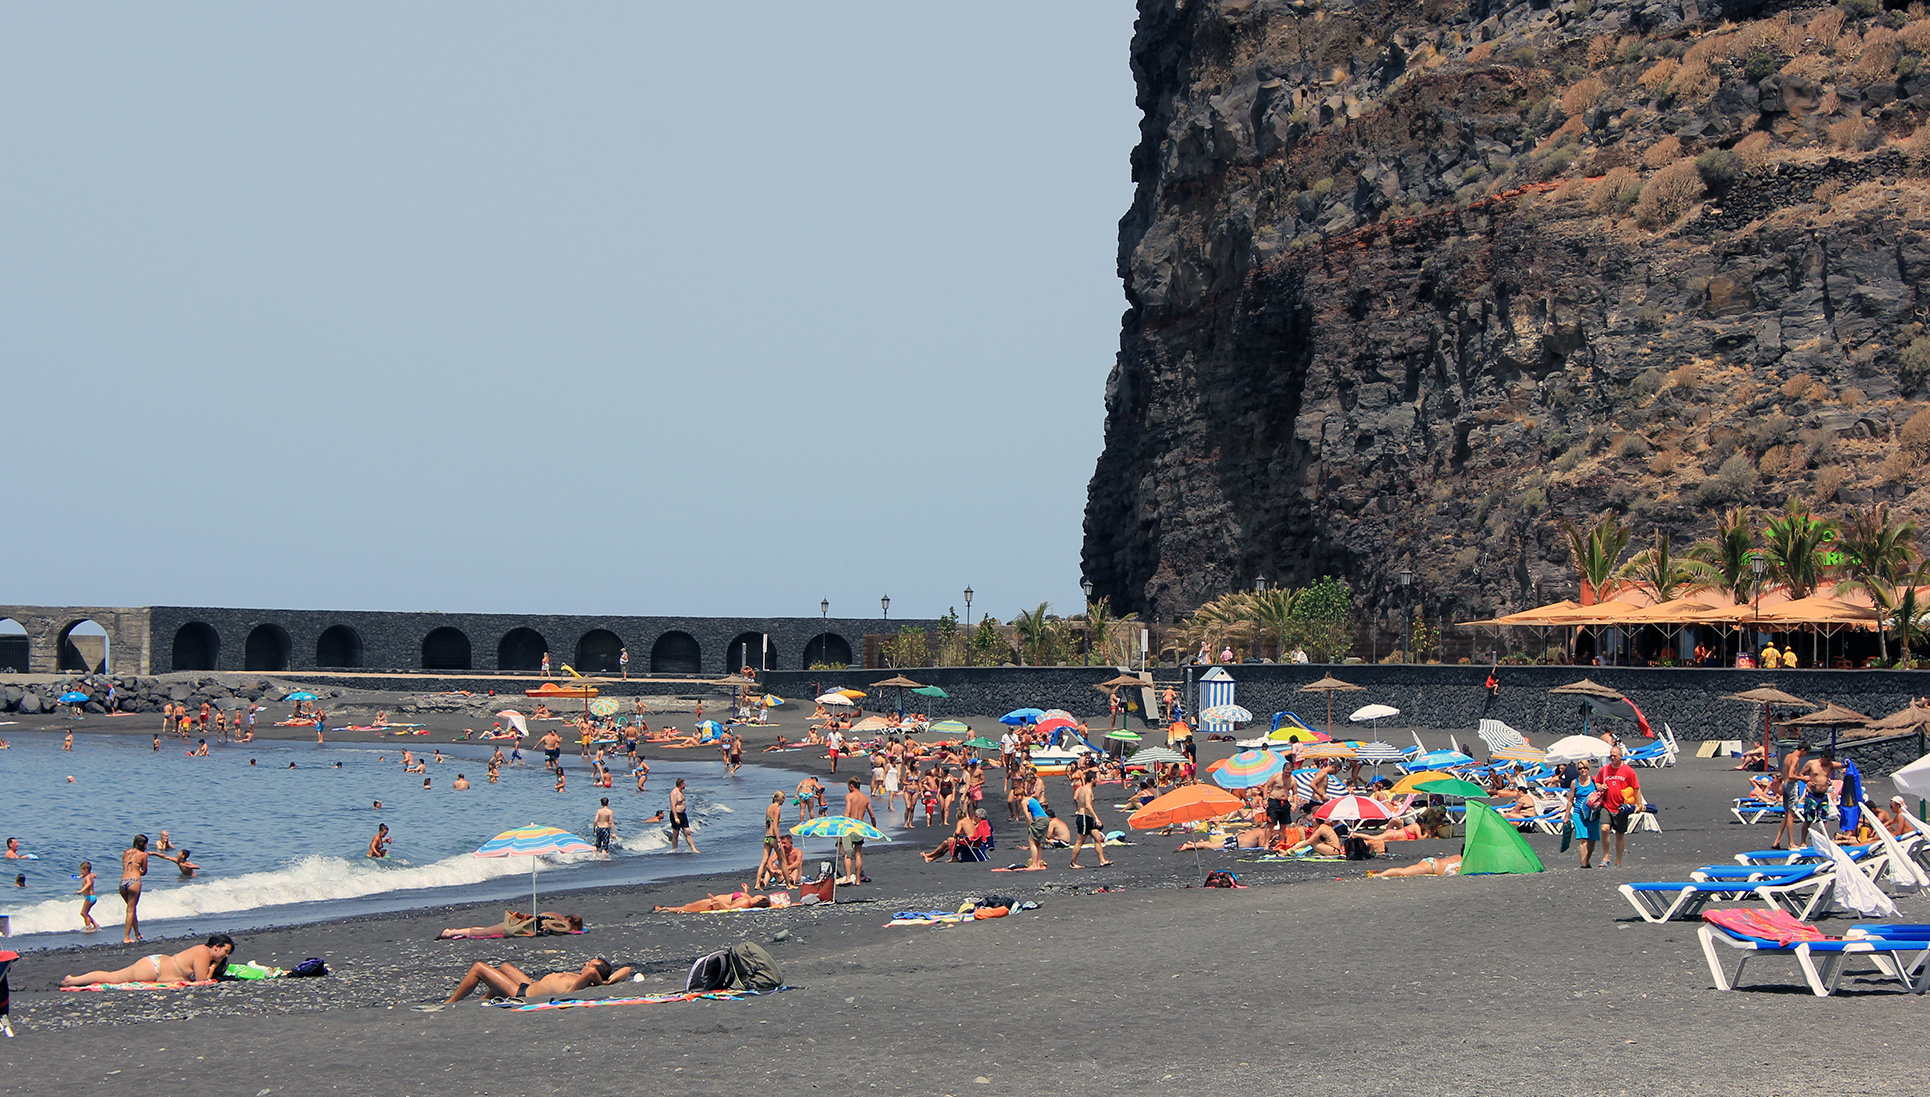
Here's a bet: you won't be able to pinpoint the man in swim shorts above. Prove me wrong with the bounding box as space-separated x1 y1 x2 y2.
1068 770 1114 868
119 834 150 942
593 798 615 856
841 777 877 884
1261 766 1294 845
61 934 234 987
669 778 698 853
442 956 629 1005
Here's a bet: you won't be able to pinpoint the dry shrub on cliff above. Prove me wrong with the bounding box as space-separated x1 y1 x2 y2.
1587 34 1615 69
1854 26 1901 81
1670 59 1718 101
1648 450 1678 476
1640 58 1678 91
1589 166 1643 214
1667 361 1704 390
1643 136 1684 168
1781 373 1815 400
1736 131 1775 170
1831 117 1877 151
1633 158 1706 228
1815 179 1844 203
1813 465 1847 501
1903 18 1930 52
1685 31 1737 67
1810 7 1846 47
1760 443 1791 475
1878 447 1919 481
1563 77 1607 116
1904 122 1930 156
1902 404 1930 455
1552 176 1589 203
1467 40 1494 64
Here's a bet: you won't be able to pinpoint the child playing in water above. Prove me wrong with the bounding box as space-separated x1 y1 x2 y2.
77 860 98 932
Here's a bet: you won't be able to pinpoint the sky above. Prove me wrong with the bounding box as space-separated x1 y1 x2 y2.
1 3 1140 625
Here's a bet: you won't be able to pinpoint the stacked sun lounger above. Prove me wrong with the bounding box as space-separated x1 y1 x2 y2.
1698 908 1930 996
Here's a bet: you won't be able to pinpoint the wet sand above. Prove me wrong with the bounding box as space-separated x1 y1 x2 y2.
2 702 1925 1096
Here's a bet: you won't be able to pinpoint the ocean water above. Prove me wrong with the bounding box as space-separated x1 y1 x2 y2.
0 728 827 944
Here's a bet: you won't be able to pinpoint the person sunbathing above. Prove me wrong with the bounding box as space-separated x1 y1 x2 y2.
443 957 630 1004
436 911 584 938
924 812 994 861
1368 854 1463 878
762 736 792 751
1176 826 1270 852
1500 790 1542 819
1285 821 1346 857
1370 820 1426 842
653 889 786 913
61 934 234 986
1732 742 1770 771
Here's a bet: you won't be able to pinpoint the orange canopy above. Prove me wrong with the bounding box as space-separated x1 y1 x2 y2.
1127 785 1244 830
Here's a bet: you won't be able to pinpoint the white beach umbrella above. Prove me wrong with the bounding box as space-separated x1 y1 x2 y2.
1544 735 1611 765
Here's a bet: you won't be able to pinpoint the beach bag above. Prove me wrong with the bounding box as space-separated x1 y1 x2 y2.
685 948 734 992
286 958 328 978
724 943 782 992
505 910 538 937
1584 790 1605 811
1343 836 1374 861
1203 870 1240 888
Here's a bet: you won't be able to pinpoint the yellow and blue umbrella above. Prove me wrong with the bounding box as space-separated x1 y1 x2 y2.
1212 748 1284 789
790 817 891 843
761 694 786 708
474 824 594 911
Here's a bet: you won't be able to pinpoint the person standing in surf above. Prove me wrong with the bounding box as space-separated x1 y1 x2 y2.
119 834 149 943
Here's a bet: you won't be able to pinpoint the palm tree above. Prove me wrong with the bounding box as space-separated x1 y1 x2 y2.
1556 513 1632 604
1012 602 1055 666
1760 496 1837 600
1253 587 1301 661
1689 506 1758 605
1834 504 1923 661
1615 530 1718 603
1896 581 1929 669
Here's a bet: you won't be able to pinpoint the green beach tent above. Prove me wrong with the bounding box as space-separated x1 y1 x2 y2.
1459 801 1545 875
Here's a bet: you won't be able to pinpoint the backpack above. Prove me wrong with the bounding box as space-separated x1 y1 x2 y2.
285 958 328 978
686 943 783 992
1343 836 1375 861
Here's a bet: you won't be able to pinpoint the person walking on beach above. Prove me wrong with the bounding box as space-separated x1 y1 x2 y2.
796 775 822 823
1021 788 1050 870
1773 739 1807 851
593 798 615 856
76 860 98 932
1596 743 1642 867
669 777 698 853
540 651 552 678
1068 771 1113 869
119 834 149 942
619 647 629 678
540 728 563 773
841 778 875 884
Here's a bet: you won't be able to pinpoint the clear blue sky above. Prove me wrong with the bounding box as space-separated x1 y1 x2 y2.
2 3 1139 624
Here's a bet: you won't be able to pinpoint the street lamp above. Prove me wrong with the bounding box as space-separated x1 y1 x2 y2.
963 586 974 667
1400 569 1413 664
820 598 829 668
1253 576 1267 661
881 594 890 622
1751 553 1767 663
1079 578 1094 664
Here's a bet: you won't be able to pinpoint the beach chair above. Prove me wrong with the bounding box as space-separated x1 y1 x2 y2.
1618 862 1842 923
1697 909 1930 996
955 829 994 862
1623 724 1679 768
1730 798 1786 825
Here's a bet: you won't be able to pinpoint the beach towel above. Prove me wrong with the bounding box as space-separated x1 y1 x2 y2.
484 987 781 1010
1701 908 1831 945
60 980 218 992
439 928 587 938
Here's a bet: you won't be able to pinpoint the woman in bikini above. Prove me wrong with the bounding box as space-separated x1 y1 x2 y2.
119 834 149 942
442 956 630 1005
61 934 234 987
1368 854 1463 878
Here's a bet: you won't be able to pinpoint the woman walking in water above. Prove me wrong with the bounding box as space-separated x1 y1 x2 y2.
119 834 150 942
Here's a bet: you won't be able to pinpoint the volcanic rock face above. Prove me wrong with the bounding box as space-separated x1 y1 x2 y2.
1083 0 1930 628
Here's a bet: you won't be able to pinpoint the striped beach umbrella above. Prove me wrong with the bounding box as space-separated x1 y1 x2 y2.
761 694 786 708
1213 749 1285 789
1104 730 1142 742
1125 746 1188 768
1035 715 1079 737
1313 794 1394 822
589 698 620 717
474 824 595 911
1199 704 1254 725
1352 741 1409 764
1299 741 1359 760
1493 744 1547 764
929 719 971 735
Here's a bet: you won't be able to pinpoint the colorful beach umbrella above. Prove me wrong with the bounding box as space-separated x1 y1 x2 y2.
474 823 594 911
1036 715 1079 738
1212 749 1285 789
1313 795 1394 822
1492 744 1546 764
1127 785 1244 830
1001 708 1045 725
1199 704 1253 725
761 694 786 708
790 817 891 842
696 720 723 735
929 719 971 735
835 689 867 700
588 698 620 717
1299 741 1359 759
1125 746 1188 768
1104 730 1142 742
1352 741 1408 764
1266 727 1332 744
494 710 528 736
285 692 318 702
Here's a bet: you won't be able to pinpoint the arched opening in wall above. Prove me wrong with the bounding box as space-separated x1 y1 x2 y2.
801 633 853 669
497 628 547 673
0 618 28 673
57 619 110 673
422 627 472 671
172 622 219 671
316 625 364 669
244 624 291 672
575 629 623 675
725 632 776 675
649 631 702 675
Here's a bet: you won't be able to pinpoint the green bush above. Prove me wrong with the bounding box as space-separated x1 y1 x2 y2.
1695 148 1743 188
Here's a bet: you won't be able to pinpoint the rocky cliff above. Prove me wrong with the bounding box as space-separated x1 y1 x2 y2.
1083 0 1930 631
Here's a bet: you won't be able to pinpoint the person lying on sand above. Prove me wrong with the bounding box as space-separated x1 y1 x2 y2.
443 957 630 1004
1285 821 1347 857
1176 826 1272 851
653 889 792 913
61 934 234 986
1369 854 1463 878
437 911 583 938
762 736 792 751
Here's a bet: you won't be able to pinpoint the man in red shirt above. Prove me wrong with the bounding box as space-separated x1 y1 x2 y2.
1595 742 1643 867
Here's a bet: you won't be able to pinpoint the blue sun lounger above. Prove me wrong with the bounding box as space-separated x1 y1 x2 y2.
1698 909 1930 996
1619 863 1839 923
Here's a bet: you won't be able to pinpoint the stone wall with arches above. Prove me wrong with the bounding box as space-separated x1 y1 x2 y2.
0 606 151 674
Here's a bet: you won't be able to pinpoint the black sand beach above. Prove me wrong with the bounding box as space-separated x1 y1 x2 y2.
2 696 1925 1097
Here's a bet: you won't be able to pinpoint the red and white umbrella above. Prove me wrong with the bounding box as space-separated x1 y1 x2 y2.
1312 794 1394 823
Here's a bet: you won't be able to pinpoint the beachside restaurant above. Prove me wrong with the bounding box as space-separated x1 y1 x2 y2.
1461 590 1900 669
